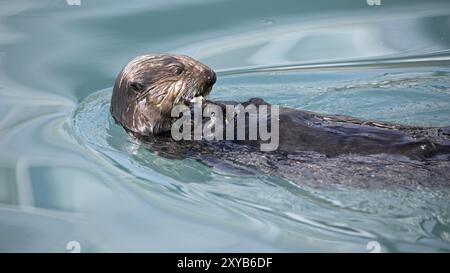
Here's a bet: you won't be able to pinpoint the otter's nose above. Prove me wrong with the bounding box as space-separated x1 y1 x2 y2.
206 71 216 87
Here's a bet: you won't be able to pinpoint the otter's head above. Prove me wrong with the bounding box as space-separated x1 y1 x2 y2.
111 54 216 135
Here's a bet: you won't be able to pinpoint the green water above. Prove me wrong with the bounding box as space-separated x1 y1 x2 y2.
1 0 450 252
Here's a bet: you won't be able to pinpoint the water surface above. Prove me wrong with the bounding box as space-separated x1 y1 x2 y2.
1 0 450 252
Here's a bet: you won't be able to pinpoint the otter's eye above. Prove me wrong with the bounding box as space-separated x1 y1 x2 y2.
174 67 183 75
130 82 144 93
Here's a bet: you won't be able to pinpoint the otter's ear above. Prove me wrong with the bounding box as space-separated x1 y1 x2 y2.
129 81 145 93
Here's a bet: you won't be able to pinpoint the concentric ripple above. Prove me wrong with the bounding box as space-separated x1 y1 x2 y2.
71 66 450 252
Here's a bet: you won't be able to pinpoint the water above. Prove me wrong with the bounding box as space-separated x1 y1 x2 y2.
1 0 450 252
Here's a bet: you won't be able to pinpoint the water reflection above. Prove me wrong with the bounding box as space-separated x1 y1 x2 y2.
1 0 450 252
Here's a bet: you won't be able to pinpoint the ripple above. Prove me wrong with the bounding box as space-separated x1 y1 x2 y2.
70 66 450 252
3 0 450 252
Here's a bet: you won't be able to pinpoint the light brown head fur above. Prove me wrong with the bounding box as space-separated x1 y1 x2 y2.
111 54 216 135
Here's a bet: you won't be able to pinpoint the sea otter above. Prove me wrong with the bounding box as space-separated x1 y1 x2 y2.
111 54 450 187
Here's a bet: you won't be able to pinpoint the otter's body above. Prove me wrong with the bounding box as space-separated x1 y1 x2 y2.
111 54 450 187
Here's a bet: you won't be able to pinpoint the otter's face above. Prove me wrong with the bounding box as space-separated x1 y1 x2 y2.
111 54 216 135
